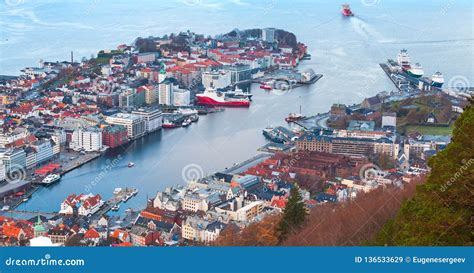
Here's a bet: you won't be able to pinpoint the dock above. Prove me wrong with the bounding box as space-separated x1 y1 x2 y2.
223 153 271 174
90 188 138 220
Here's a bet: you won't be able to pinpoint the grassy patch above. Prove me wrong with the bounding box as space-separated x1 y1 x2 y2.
404 124 453 135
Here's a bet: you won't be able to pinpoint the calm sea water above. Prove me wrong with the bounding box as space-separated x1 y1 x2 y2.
1 0 472 213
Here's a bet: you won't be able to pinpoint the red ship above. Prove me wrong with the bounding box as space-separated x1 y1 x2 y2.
162 119 178 128
341 4 354 17
196 88 250 107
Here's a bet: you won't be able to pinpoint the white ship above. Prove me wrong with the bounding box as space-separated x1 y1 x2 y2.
431 71 444 87
41 174 61 186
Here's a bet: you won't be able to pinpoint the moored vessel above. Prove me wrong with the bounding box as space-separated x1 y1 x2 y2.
430 71 444 87
41 173 61 186
196 88 250 107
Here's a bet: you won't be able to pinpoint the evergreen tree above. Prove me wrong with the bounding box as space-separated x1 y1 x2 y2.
277 185 307 240
373 99 473 245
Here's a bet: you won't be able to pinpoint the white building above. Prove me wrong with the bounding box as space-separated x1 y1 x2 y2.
132 107 163 133
382 112 397 128
262 28 276 43
105 113 146 140
173 88 191 106
202 70 231 89
70 127 103 152
158 80 174 105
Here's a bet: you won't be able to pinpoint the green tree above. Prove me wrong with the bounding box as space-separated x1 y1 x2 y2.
277 185 307 240
372 98 473 246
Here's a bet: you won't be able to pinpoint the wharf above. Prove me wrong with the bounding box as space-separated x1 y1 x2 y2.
90 188 138 220
223 153 271 174
60 152 102 175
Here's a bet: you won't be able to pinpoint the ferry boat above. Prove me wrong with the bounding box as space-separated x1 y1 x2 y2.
162 119 178 128
111 204 120 211
41 174 61 186
431 71 444 87
128 162 135 168
341 4 354 17
285 112 306 123
196 88 250 107
182 118 191 127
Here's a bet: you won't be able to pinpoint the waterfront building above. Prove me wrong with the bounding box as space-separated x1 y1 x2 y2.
60 193 104 216
173 88 191 106
70 127 103 152
202 70 232 89
132 107 163 133
31 139 54 164
182 189 223 212
102 125 128 148
24 147 37 170
105 113 146 140
0 147 26 173
296 131 400 159
222 65 252 84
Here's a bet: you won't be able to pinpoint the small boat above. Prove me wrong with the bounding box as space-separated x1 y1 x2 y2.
122 196 128 203
182 119 191 127
260 83 273 90
111 204 120 211
113 188 123 195
162 119 178 129
285 105 306 122
128 162 135 168
285 112 306 122
190 114 199 122
132 189 138 196
125 208 133 213
42 174 61 186
342 4 354 17
22 198 29 203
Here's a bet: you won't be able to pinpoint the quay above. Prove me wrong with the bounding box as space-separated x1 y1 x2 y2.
90 188 138 221
379 61 442 93
223 153 271 174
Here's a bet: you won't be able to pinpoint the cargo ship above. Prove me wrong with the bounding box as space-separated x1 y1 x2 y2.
430 71 445 87
342 4 354 17
196 88 250 107
396 49 424 78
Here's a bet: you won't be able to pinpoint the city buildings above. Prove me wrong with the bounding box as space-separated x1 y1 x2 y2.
102 125 128 148
132 107 163 133
105 113 146 140
70 127 103 152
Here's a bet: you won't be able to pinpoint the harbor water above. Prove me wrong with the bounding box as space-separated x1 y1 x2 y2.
1 0 472 213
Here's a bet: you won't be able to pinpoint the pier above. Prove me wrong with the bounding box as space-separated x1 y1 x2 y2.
223 153 271 174
90 188 138 221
